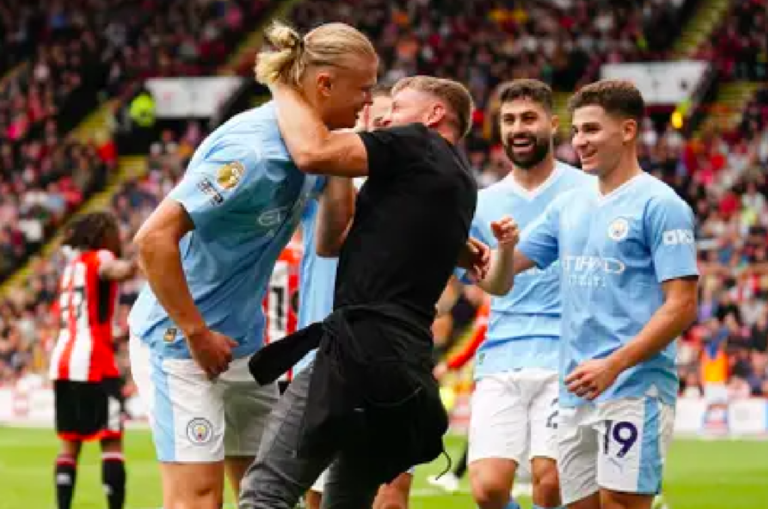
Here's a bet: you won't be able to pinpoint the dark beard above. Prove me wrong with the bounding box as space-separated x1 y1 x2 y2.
504 136 550 169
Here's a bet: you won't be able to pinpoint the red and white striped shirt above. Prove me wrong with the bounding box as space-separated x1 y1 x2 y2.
262 241 302 382
49 249 119 382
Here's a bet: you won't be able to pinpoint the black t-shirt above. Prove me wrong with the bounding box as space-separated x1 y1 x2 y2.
333 123 477 326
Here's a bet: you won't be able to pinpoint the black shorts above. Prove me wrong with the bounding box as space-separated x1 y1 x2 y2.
54 378 124 441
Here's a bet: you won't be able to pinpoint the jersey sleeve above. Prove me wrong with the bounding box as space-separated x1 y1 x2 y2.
358 123 430 181
517 198 561 270
646 194 699 282
168 142 261 233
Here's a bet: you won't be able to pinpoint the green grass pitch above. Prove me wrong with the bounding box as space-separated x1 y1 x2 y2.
1 427 767 509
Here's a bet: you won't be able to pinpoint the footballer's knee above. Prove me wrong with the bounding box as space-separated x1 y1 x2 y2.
470 460 516 509
532 458 561 507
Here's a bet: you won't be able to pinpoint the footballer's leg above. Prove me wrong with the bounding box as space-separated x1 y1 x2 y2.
54 438 82 509
100 377 127 509
53 379 84 509
130 336 227 509
372 470 414 509
468 374 525 509
596 398 675 509
558 405 600 509
528 370 563 509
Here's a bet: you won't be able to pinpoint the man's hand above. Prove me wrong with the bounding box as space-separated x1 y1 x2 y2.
187 328 238 380
458 237 491 282
433 361 449 381
490 216 520 248
565 358 622 400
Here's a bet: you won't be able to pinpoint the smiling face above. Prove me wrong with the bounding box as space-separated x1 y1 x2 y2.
380 86 440 128
499 97 557 170
314 55 379 129
571 104 637 178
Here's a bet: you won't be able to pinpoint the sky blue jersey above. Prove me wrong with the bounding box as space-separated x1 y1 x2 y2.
464 163 592 379
517 172 699 407
128 102 321 360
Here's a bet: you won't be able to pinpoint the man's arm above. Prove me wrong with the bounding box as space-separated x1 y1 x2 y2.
133 199 206 338
566 277 699 400
478 248 535 296
609 278 698 371
272 85 368 176
98 259 138 282
567 194 700 400
436 276 463 317
316 177 356 257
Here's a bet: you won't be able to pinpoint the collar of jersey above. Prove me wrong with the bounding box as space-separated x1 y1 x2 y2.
502 164 564 201
595 172 646 206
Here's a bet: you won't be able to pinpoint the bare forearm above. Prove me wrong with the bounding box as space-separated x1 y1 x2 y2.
479 248 532 296
274 89 328 163
272 87 367 176
436 277 462 317
137 237 205 336
608 298 697 373
316 177 355 257
100 259 137 281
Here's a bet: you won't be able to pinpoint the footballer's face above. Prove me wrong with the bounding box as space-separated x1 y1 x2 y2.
316 56 378 129
571 105 637 177
499 98 556 170
355 95 393 131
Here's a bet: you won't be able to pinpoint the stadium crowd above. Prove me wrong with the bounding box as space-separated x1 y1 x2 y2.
1 0 767 402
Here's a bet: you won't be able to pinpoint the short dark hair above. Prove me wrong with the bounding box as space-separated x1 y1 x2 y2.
498 79 553 113
567 79 645 122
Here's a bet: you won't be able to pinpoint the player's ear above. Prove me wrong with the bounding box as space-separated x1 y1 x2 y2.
550 114 560 135
315 71 333 99
622 118 638 144
426 102 447 128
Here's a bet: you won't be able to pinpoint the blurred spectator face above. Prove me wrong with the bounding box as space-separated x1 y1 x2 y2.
571 105 636 178
499 98 555 169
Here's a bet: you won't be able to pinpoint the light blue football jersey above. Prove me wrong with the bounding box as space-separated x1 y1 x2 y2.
128 102 321 360
464 163 592 379
517 172 699 407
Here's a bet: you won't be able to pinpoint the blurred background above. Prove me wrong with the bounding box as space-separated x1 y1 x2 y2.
0 1 767 508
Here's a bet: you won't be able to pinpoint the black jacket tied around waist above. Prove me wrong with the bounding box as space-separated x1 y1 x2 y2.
248 303 449 484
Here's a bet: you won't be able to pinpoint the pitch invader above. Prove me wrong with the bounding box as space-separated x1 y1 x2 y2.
293 88 419 509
